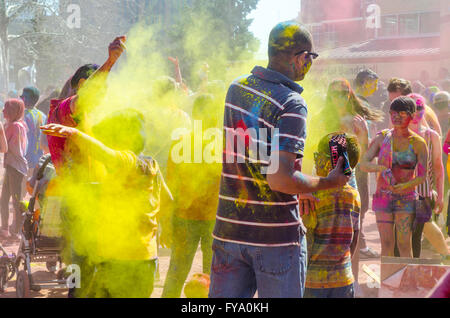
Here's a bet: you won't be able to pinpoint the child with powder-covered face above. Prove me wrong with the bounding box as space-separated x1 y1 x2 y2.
302 133 361 298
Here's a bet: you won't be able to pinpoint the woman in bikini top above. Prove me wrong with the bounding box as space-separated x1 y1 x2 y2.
392 144 417 170
375 129 421 195
360 96 428 258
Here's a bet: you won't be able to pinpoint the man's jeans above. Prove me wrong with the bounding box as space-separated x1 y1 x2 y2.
209 236 307 298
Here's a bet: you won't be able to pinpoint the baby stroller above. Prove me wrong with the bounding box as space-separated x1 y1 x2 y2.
14 155 67 298
0 243 16 293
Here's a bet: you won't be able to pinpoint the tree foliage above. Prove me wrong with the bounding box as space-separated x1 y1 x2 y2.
0 0 260 92
164 0 260 86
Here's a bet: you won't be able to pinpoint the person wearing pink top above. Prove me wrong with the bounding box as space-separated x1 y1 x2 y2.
444 130 450 156
0 99 28 238
47 36 126 173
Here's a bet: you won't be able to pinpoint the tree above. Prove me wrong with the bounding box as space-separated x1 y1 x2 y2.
0 0 69 92
1 0 260 92
164 0 260 87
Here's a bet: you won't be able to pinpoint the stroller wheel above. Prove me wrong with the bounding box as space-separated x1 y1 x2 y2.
46 261 57 273
16 270 30 298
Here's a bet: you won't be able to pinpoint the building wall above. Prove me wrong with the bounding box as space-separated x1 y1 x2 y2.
300 0 369 49
301 0 363 23
376 0 440 15
300 0 446 81
441 0 450 69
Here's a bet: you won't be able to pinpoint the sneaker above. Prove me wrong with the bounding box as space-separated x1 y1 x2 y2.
360 247 380 259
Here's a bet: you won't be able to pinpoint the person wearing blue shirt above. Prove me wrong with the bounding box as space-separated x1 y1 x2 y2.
21 86 47 175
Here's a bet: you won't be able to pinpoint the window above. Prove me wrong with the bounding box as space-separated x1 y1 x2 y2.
323 24 337 48
380 15 397 37
379 11 439 37
310 25 323 48
398 13 419 36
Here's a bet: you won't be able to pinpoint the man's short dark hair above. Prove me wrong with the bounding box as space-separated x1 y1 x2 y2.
387 77 412 95
71 64 99 89
390 96 416 115
22 86 40 107
268 21 312 58
354 69 379 88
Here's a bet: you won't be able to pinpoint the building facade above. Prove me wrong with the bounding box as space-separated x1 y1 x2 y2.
300 0 448 83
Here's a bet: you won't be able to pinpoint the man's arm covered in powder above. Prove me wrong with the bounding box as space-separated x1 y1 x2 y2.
266 151 350 194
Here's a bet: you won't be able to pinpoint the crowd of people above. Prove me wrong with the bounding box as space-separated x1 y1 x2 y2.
0 20 448 298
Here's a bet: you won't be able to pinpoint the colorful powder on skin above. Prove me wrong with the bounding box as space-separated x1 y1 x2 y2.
49 15 408 296
301 61 312 77
269 23 301 53
49 17 263 297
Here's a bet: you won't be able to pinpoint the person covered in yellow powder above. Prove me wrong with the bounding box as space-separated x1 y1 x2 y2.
41 109 163 298
352 69 382 260
303 133 361 298
161 94 221 298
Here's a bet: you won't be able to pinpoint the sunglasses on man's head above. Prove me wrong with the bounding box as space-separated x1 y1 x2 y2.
295 50 319 59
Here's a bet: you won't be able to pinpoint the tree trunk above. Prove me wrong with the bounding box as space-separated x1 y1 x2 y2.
0 35 9 92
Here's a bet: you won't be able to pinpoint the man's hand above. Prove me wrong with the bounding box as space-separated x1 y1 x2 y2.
299 193 318 216
40 124 78 138
108 36 126 65
325 157 351 187
435 195 444 214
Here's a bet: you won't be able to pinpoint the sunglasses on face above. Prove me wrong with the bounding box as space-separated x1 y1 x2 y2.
389 110 411 117
295 50 319 59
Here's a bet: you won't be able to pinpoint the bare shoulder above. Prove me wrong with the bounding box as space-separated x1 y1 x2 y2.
409 132 427 150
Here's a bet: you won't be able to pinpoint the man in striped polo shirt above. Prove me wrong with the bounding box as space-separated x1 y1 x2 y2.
209 21 350 298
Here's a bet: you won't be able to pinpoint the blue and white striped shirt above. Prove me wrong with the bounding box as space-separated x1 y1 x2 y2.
213 66 308 246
